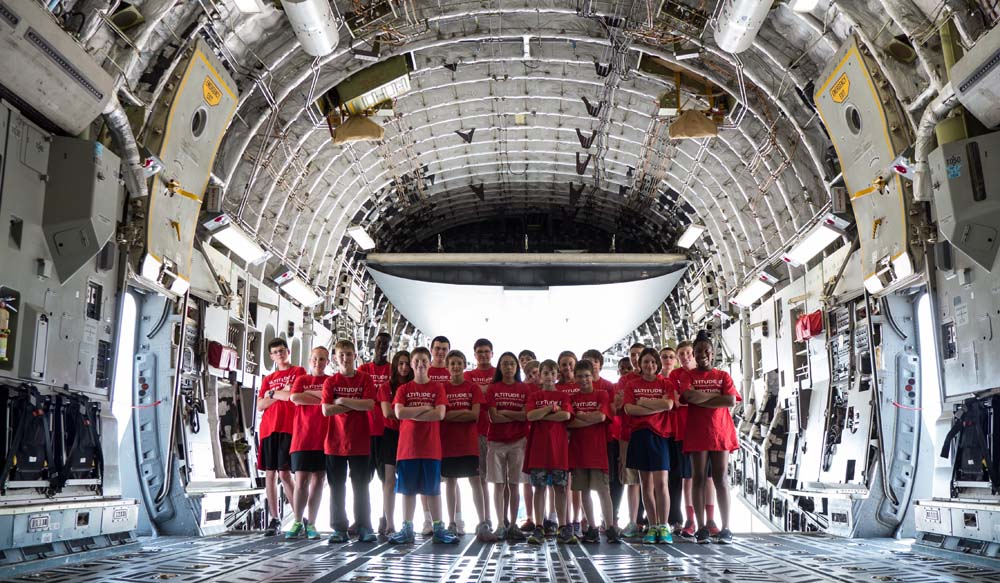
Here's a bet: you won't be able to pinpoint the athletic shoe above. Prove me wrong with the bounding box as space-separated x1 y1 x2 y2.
571 521 582 536
455 518 466 536
715 528 733 544
433 521 459 544
622 522 641 538
357 527 377 543
582 526 600 544
305 521 320 540
326 531 349 544
556 525 578 544
670 522 682 536
706 520 720 536
695 527 712 544
606 525 622 543
377 517 387 537
388 522 415 545
477 521 499 543
493 525 507 540
520 519 536 532
642 527 658 544
447 522 458 536
542 519 558 537
382 527 396 543
679 523 696 540
422 519 434 536
284 521 304 539
527 527 545 545
264 518 281 536
348 522 359 536
657 525 673 544
507 526 526 542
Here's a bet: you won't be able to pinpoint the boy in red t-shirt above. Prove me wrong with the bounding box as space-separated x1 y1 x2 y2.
388 347 458 545
681 333 740 545
321 340 377 544
465 338 496 532
580 349 622 532
555 351 583 534
441 349 496 542
422 335 452 534
257 338 305 536
524 360 574 544
568 360 618 543
669 341 705 539
358 332 392 487
618 343 645 538
519 359 541 533
287 347 331 540
485 351 530 541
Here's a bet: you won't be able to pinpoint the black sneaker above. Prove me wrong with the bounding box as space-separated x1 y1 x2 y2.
264 518 280 536
507 526 527 542
582 526 600 544
543 519 558 537
714 528 733 544
695 527 712 544
527 527 545 545
606 525 622 543
556 525 578 544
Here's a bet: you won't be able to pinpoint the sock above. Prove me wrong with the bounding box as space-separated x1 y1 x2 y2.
455 512 463 524
686 505 695 521
706 505 715 521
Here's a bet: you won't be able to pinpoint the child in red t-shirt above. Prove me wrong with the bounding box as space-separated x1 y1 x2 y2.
465 338 496 532
388 347 457 545
485 351 530 541
670 340 708 539
567 360 618 543
257 338 304 536
623 347 677 545
580 349 622 533
376 350 413 538
618 343 646 538
320 340 377 544
519 359 541 533
681 333 740 545
358 332 391 487
555 351 583 535
287 347 331 540
524 360 574 544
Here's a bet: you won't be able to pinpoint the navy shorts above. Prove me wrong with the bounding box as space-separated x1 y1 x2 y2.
668 439 693 479
625 429 671 472
291 450 326 473
396 459 442 496
259 432 292 472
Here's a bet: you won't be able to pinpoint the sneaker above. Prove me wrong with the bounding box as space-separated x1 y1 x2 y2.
381 527 396 543
421 519 434 536
493 525 507 540
388 522 415 545
670 522 682 536
542 519 558 537
455 518 466 536
433 521 459 544
357 526 377 543
264 517 281 536
571 521 582 536
706 520 720 536
348 522 359 536
714 528 733 544
657 525 673 545
622 522 641 538
507 526 526 542
556 525 578 544
679 522 697 540
305 521 320 540
326 530 349 544
606 525 622 543
695 527 712 544
477 521 499 543
520 519 536 532
284 521 304 539
447 522 458 536
582 526 600 544
377 517 388 537
527 527 545 545
642 527 658 544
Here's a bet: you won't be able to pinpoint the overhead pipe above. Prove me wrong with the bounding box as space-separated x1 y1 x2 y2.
283 0 340 57
713 0 774 54
912 82 959 203
880 0 945 90
103 95 149 200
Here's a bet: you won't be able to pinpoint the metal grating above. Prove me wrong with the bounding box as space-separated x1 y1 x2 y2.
7 533 1000 582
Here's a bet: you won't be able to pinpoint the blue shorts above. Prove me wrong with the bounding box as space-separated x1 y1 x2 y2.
669 439 693 479
625 429 672 472
395 459 442 496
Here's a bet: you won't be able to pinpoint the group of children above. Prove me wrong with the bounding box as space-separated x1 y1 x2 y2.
255 330 740 547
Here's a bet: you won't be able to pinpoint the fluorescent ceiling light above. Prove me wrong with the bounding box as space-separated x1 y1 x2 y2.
273 269 323 307
674 49 700 61
348 225 376 250
204 214 269 264
676 224 707 248
730 271 778 308
781 215 848 267
791 0 821 13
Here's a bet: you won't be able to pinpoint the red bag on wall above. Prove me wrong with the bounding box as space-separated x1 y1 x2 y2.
208 341 239 370
795 310 824 341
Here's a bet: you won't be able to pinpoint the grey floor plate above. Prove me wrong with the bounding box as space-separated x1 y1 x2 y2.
5 533 1000 582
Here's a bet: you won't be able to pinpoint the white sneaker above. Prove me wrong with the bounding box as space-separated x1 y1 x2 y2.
455 518 466 535
421 519 434 536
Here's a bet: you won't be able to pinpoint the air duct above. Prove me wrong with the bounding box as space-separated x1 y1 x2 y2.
283 0 340 57
713 0 773 54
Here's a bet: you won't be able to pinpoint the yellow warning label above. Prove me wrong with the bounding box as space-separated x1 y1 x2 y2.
830 73 850 103
203 77 222 106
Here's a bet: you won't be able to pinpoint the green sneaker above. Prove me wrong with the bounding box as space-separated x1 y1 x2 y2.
657 525 673 544
284 521 304 539
305 521 319 540
642 526 658 544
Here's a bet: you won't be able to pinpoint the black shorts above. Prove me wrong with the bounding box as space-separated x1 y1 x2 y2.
291 450 326 472
441 455 479 478
380 428 399 467
669 439 693 479
259 432 292 472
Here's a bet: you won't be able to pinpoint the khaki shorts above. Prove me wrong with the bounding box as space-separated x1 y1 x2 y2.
571 468 609 491
621 441 640 485
486 437 527 484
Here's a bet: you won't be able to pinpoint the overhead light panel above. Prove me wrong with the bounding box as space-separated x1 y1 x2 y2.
676 224 707 248
273 269 323 307
674 48 700 61
347 225 376 250
202 214 269 264
790 0 821 12
781 214 849 267
730 271 778 308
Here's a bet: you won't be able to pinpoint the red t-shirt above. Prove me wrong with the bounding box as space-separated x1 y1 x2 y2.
465 367 496 435
557 381 580 398
428 366 451 383
593 377 618 442
393 381 448 460
524 389 572 471
486 382 530 442
321 371 376 456
441 381 485 458
258 367 305 438
569 390 611 470
682 368 741 453
377 383 402 432
624 376 678 438
358 362 391 437
668 368 693 442
289 374 329 453
615 375 638 441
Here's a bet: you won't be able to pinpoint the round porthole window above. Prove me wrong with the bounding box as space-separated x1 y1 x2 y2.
845 104 862 135
191 107 208 139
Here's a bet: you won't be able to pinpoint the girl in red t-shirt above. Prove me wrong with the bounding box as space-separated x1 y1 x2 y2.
681 333 740 545
376 350 412 538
